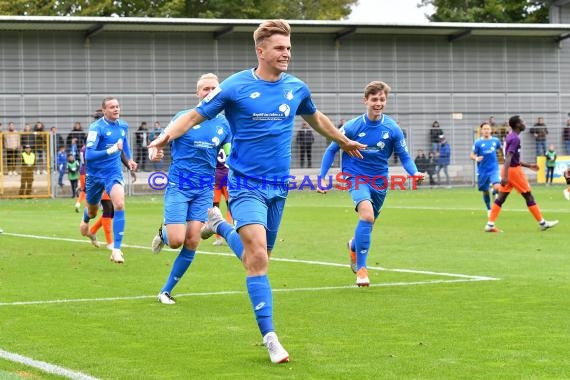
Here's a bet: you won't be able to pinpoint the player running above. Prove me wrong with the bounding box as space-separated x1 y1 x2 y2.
148 19 364 364
80 97 137 264
485 115 558 232
470 122 502 215
150 73 231 305
318 81 424 287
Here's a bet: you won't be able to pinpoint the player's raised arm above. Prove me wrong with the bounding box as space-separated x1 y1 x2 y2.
147 109 206 149
302 111 365 159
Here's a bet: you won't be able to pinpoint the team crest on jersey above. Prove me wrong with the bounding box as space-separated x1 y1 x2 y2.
106 131 112 136
284 89 294 100
250 92 261 99
376 141 385 149
211 137 220 146
382 132 390 139
279 104 291 117
217 128 224 135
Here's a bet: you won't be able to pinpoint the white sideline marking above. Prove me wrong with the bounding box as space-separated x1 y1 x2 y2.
0 278 490 307
0 349 99 380
1 232 499 281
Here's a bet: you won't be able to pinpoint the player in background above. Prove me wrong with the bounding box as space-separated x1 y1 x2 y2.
84 109 137 250
317 81 424 287
470 122 502 215
485 115 558 232
80 98 137 264
148 19 364 364
150 73 231 305
211 147 232 246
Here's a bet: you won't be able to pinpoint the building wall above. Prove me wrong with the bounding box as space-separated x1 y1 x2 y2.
1 29 569 166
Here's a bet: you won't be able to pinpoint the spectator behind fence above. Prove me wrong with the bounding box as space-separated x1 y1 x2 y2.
530 116 548 157
56 145 67 187
67 153 80 198
545 144 557 185
414 149 428 173
296 121 314 168
429 120 443 153
4 122 20 175
33 121 46 175
21 124 34 149
135 121 149 171
19 144 35 195
436 134 451 185
563 119 570 155
66 122 86 149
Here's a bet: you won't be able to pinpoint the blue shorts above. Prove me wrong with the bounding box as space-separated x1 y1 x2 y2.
228 172 288 251
347 177 387 219
477 169 500 191
163 185 212 225
85 174 124 206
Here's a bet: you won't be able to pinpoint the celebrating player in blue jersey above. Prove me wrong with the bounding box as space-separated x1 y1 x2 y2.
80 97 137 264
471 122 502 215
318 81 424 287
148 19 364 364
150 73 232 305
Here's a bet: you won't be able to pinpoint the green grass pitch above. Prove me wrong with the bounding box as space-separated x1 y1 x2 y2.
0 186 569 379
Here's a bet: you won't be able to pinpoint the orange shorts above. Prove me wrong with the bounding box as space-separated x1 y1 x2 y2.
499 166 531 194
213 185 229 203
79 174 86 190
101 190 111 201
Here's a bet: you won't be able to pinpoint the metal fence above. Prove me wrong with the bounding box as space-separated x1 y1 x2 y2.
3 124 568 198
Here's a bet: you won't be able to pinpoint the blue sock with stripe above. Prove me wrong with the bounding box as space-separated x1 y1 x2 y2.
218 222 243 260
246 275 274 336
354 220 373 270
113 210 125 249
161 247 195 294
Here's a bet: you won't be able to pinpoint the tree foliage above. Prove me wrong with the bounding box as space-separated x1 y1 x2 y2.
0 0 358 19
418 0 552 23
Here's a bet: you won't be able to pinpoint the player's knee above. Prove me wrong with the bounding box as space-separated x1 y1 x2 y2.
183 235 200 250
113 199 125 210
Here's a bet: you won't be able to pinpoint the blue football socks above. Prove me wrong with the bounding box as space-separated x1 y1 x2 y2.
354 220 373 270
161 247 196 294
113 210 125 249
218 222 243 260
246 275 274 336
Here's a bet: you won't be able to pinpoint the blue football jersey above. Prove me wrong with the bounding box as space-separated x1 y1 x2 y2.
85 117 130 178
167 109 231 188
340 114 413 178
196 68 317 181
472 137 502 172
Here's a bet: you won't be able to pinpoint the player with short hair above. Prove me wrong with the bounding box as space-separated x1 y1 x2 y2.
148 19 364 364
318 81 424 286
485 115 558 232
150 73 231 305
80 97 137 263
471 122 502 214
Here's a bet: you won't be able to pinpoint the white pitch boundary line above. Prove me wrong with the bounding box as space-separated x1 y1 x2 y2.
0 278 489 307
1 232 499 281
0 349 99 380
